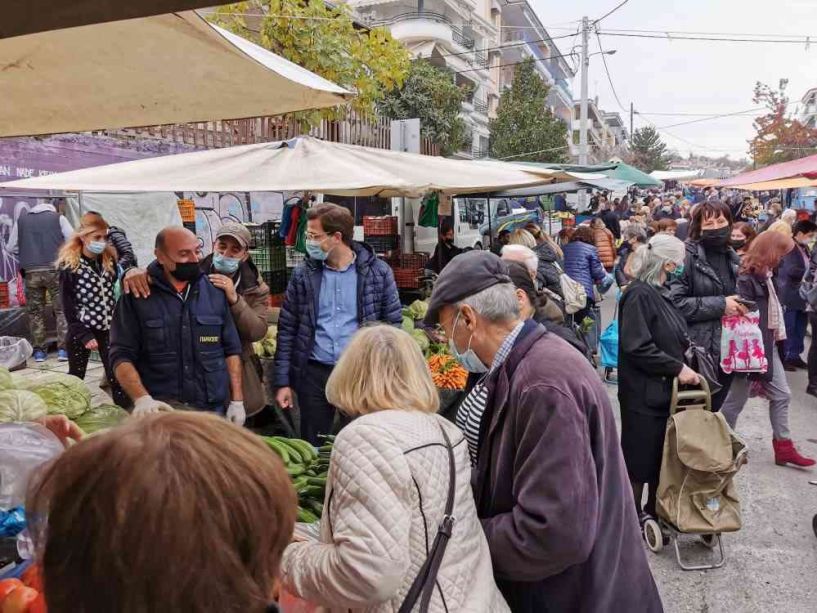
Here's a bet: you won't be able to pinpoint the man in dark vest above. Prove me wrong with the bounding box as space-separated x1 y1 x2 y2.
8 198 73 362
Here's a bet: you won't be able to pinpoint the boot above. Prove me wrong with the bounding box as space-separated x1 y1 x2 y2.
773 439 816 467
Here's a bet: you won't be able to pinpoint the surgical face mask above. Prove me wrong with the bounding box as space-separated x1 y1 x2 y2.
172 261 201 282
448 311 488 374
670 263 685 279
87 240 106 255
213 252 241 274
700 226 730 248
305 238 331 261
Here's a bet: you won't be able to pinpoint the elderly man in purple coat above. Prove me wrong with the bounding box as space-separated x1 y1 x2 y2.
425 250 663 613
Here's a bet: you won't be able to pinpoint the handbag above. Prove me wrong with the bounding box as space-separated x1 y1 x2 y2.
684 339 722 396
799 267 817 308
398 425 456 613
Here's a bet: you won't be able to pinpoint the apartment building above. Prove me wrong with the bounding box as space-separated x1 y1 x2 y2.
347 0 501 158
800 87 817 128
571 100 628 163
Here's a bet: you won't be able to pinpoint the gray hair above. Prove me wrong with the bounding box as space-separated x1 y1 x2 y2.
458 282 520 322
630 234 686 287
623 222 648 243
501 244 538 276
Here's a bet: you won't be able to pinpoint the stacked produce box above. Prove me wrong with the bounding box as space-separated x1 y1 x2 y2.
246 222 288 304
362 216 399 257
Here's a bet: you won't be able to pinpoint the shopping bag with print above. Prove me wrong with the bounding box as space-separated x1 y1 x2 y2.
720 311 767 374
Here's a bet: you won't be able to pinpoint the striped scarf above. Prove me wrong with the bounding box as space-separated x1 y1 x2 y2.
766 273 787 342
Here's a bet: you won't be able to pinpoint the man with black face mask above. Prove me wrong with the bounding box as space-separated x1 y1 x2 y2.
110 227 244 419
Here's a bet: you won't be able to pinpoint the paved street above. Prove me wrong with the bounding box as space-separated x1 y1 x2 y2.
599 296 817 613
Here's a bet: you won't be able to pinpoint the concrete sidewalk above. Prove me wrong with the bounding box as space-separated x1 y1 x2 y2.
598 295 817 613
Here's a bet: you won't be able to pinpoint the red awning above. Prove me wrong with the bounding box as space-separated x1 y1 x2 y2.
718 153 817 187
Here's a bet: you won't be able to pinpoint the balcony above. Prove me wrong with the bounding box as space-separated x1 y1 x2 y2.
473 50 489 68
472 145 489 159
384 11 454 45
452 25 475 49
473 98 489 115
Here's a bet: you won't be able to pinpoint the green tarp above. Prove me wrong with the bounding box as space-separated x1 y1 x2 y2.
515 161 662 188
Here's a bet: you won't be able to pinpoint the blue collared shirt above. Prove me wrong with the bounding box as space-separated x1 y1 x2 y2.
311 257 358 365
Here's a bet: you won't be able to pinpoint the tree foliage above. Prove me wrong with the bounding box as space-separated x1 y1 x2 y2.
749 81 817 167
211 1 410 121
489 59 567 163
628 126 671 172
378 60 467 156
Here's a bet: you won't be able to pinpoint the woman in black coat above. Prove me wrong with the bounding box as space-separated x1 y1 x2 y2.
668 200 747 410
619 234 701 522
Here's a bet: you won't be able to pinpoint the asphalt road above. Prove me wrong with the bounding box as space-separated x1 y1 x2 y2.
599 296 817 613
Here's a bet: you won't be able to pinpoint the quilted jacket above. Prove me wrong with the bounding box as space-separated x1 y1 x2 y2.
533 241 564 297
562 241 607 301
281 410 509 613
272 242 402 388
592 227 617 271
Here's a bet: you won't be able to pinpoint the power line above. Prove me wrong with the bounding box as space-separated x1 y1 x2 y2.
597 31 816 44
449 52 578 75
436 31 578 59
594 29 627 112
588 26 817 39
593 0 630 24
652 109 765 129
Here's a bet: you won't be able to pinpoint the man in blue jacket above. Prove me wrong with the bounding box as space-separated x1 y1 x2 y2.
109 227 245 423
273 203 402 443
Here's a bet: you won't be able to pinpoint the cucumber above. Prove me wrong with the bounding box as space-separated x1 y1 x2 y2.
262 438 291 465
274 438 304 464
297 507 319 523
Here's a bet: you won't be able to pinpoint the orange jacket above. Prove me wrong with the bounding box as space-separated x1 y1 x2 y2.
593 228 616 271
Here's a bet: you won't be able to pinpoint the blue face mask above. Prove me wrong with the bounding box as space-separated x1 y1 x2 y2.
213 252 241 274
88 240 106 255
448 311 488 373
305 239 330 261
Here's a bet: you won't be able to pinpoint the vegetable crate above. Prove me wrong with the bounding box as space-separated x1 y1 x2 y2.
247 222 286 275
363 216 398 236
389 252 429 289
366 235 399 254
177 199 196 223
0 281 9 309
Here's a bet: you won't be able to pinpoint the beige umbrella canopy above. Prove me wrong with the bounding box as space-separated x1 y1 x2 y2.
0 136 573 198
0 11 353 137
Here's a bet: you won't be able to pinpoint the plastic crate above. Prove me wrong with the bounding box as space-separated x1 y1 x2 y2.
393 267 421 289
363 216 398 236
246 222 286 274
262 270 288 294
0 282 9 309
268 293 285 308
390 252 429 270
366 235 399 254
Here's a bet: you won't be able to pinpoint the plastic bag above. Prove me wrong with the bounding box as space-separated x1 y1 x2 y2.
0 423 64 509
720 311 767 374
599 320 618 369
0 337 33 370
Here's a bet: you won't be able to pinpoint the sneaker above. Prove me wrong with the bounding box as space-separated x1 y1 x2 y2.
33 349 47 363
57 349 69 362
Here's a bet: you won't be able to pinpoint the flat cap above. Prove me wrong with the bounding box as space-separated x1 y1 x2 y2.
216 222 252 250
424 250 512 325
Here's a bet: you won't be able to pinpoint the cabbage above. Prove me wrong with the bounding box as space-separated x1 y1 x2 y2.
73 403 129 434
0 367 12 390
411 329 430 353
402 316 414 333
406 300 429 321
17 373 91 419
0 389 48 423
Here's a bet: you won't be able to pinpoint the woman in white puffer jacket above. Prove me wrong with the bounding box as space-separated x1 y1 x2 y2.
280 325 509 612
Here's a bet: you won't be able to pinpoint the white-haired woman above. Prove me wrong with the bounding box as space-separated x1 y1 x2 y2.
618 234 700 523
280 325 509 612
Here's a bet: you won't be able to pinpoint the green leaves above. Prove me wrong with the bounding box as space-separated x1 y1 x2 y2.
378 60 468 156
629 126 671 173
488 59 568 163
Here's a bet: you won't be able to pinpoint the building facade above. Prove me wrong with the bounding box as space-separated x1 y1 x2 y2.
347 0 501 158
572 100 628 163
799 87 817 128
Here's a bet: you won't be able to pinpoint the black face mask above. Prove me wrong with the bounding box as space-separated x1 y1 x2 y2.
729 238 746 250
701 226 730 249
171 261 202 282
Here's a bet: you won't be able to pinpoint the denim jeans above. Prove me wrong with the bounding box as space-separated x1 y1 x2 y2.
783 308 807 361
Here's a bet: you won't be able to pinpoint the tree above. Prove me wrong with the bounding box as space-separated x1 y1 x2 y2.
629 126 670 172
749 81 817 167
211 1 410 121
378 60 468 156
489 59 568 163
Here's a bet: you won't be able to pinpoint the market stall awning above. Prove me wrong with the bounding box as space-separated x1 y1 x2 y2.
2 1 218 38
516 161 660 188
724 177 817 191
0 136 573 198
686 178 721 188
650 169 702 182
0 11 353 137
717 153 817 188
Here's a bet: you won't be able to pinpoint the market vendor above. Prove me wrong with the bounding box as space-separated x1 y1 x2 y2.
200 222 270 419
424 251 662 612
109 227 245 422
429 220 463 274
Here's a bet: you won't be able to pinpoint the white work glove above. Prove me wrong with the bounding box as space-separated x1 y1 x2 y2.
226 401 246 427
132 395 174 417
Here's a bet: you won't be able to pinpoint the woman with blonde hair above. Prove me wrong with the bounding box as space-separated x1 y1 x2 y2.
57 219 127 406
508 227 536 249
280 325 508 612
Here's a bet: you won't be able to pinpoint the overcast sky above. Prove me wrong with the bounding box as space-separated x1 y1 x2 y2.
529 0 817 160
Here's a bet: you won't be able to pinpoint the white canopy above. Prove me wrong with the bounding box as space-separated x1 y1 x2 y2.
650 169 703 182
0 136 572 198
0 11 353 137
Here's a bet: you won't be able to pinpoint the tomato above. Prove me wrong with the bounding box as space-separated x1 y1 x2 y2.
20 566 42 593
1 586 38 613
0 580 23 603
27 594 46 613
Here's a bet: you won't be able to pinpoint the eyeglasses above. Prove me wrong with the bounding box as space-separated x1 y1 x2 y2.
305 232 328 241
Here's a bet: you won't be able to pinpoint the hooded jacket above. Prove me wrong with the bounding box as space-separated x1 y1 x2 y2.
533 241 564 297
273 242 402 388
475 321 662 612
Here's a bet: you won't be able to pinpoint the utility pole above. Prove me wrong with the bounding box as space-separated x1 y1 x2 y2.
629 102 634 138
578 16 589 166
